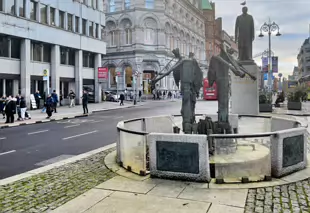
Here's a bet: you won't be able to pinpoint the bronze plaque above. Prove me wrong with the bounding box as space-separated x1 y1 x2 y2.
282 135 304 168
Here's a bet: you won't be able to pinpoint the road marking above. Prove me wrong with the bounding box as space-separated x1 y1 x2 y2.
28 130 49 135
89 120 105 123
0 150 16 156
62 130 98 140
64 124 80 128
0 137 6 140
35 155 75 166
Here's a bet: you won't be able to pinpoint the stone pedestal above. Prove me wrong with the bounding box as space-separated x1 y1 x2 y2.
231 62 260 115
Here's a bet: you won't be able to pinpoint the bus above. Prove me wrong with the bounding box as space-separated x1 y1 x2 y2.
203 78 217 100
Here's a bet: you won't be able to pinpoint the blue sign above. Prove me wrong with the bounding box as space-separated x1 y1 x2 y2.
263 73 268 80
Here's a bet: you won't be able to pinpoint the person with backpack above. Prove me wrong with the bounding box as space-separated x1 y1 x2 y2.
68 90 76 107
51 90 59 113
45 95 54 118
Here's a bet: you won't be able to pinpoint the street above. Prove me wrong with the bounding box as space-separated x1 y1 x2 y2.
0 100 217 179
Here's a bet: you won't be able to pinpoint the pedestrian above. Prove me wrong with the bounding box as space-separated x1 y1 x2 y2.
120 93 125 106
138 90 142 102
51 90 58 113
4 96 16 123
34 90 41 109
81 90 89 114
0 96 6 119
68 90 76 107
19 96 27 121
152 90 156 100
59 92 63 106
45 94 54 119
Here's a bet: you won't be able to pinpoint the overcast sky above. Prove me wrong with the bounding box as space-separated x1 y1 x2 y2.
213 0 310 77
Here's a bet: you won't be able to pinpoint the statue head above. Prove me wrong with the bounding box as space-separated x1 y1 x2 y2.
242 6 248 14
172 48 181 59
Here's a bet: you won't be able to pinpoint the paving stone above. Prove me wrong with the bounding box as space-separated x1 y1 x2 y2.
0 148 116 212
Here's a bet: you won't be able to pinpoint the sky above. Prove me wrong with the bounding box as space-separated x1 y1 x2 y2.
213 0 310 77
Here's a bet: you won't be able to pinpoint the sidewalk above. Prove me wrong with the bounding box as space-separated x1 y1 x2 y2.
0 101 140 128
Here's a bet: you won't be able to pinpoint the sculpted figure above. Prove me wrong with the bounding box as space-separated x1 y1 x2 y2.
235 7 255 61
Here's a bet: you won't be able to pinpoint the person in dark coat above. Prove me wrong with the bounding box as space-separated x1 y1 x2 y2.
51 90 58 113
34 91 41 109
81 90 89 114
119 93 125 106
45 95 54 118
4 96 16 123
0 96 6 119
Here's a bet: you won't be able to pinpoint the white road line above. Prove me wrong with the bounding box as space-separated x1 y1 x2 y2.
62 130 98 140
0 150 16 156
89 120 105 123
0 137 6 140
28 130 49 135
64 124 80 128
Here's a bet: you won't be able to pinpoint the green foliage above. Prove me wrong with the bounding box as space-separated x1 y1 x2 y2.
287 85 307 102
259 90 272 104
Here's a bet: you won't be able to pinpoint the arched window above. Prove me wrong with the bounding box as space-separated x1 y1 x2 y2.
109 31 116 46
170 36 174 50
109 0 116 12
144 18 157 45
125 28 132 44
109 66 117 87
125 66 133 87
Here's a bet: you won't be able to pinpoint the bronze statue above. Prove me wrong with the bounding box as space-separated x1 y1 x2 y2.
151 49 203 134
235 6 255 61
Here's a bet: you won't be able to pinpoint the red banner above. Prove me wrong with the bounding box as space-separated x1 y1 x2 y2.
98 67 108 82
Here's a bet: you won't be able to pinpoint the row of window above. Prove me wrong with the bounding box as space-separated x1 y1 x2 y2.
0 34 95 68
0 0 104 40
108 0 154 12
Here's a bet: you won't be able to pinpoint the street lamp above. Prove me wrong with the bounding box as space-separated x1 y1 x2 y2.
258 18 281 91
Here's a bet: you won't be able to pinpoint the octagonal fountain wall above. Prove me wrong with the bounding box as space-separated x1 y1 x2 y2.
116 114 308 183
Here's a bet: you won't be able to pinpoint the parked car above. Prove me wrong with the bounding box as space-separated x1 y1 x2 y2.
105 91 119 102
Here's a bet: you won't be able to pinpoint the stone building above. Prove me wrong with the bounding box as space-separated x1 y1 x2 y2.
221 30 238 59
297 38 310 78
0 0 106 105
102 0 207 95
202 1 222 63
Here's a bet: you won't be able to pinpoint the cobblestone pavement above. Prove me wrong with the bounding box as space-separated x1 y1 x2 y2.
0 148 116 213
245 179 310 213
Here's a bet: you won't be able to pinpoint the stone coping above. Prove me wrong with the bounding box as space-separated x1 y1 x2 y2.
105 151 310 189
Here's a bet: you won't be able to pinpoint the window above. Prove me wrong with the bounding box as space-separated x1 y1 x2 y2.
50 7 55 25
109 67 117 87
82 19 87 35
7 0 15 15
82 52 94 68
68 14 73 31
0 36 9 57
75 17 79 33
101 25 105 40
59 11 65 29
32 43 42 61
125 29 132 44
125 0 130 9
0 0 3 11
89 21 94 37
145 0 154 9
40 4 47 24
30 1 37 21
145 28 154 44
68 49 75 65
60 47 67 64
43 44 51 62
11 37 21 59
18 0 26 17
95 24 99 38
125 66 133 87
109 0 115 12
109 31 115 46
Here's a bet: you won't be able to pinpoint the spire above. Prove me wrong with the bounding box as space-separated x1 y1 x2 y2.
202 0 212 10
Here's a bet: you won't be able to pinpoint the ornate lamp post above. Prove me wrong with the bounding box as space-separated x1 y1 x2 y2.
258 18 281 91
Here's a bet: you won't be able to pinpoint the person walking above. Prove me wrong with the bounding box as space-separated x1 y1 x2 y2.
4 96 16 123
138 90 142 102
68 90 76 107
81 90 89 114
119 93 125 106
51 90 59 113
0 96 6 119
19 96 27 121
45 95 54 118
34 91 41 109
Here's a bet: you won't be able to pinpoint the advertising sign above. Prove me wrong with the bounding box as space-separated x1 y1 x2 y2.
43 69 48 81
288 81 298 88
272 56 278 73
262 57 268 72
98 67 108 82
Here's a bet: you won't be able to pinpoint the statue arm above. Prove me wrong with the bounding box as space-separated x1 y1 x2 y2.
235 17 239 42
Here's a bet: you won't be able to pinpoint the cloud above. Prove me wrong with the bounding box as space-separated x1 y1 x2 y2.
213 0 310 77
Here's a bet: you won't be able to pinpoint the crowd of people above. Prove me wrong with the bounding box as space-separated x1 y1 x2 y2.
0 90 89 123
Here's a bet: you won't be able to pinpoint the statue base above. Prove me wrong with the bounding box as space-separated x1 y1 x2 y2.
231 62 259 115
